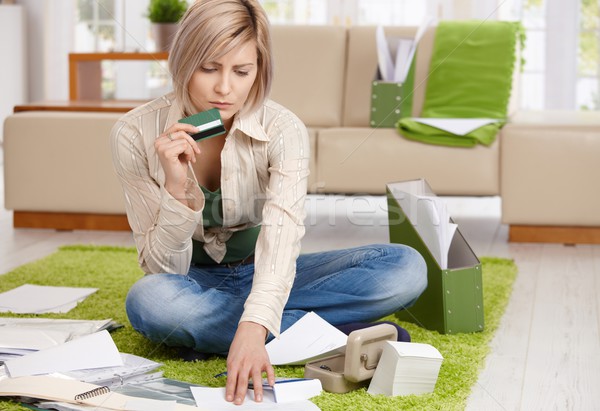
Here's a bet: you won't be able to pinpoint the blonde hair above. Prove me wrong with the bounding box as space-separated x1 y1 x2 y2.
168 0 272 117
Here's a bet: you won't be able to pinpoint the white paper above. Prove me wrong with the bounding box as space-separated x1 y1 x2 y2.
393 188 457 269
376 16 436 83
398 15 436 82
125 397 177 411
393 39 413 84
268 379 322 403
376 26 394 82
0 284 98 314
0 328 72 351
4 330 123 378
368 341 443 397
190 387 321 411
265 312 347 365
411 118 499 136
0 318 113 351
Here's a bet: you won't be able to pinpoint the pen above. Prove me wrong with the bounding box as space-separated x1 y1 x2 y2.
248 378 310 389
214 371 227 378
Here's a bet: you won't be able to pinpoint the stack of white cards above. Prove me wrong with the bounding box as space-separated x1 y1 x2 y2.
367 341 443 396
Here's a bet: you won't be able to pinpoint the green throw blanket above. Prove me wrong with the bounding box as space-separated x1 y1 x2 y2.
398 20 524 147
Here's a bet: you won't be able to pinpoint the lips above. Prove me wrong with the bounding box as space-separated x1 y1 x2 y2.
210 101 233 109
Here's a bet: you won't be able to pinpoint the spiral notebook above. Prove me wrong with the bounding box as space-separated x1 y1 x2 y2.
0 375 203 411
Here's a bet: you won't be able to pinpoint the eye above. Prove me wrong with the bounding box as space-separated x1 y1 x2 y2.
200 66 216 73
235 70 250 77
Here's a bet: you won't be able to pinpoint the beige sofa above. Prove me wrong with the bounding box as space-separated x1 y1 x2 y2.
4 25 600 242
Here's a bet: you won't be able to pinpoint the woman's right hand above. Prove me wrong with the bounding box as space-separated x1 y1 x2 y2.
154 123 201 203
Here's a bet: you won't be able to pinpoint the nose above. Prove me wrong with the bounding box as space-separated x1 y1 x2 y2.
215 72 231 96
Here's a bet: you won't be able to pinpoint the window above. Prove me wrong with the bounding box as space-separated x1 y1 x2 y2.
259 0 428 25
260 0 327 24
511 0 547 110
501 0 599 110
578 0 599 110
75 0 119 52
74 0 170 100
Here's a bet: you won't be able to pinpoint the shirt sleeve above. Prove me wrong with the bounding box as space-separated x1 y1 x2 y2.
239 110 310 338
110 118 204 275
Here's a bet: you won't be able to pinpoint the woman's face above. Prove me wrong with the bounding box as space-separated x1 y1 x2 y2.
189 40 258 130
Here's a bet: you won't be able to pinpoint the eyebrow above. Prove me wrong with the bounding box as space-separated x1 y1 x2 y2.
204 62 255 68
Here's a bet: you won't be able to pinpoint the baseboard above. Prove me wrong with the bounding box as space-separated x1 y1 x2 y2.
13 211 131 231
509 225 600 244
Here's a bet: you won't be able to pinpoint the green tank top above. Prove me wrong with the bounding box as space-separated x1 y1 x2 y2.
191 186 260 265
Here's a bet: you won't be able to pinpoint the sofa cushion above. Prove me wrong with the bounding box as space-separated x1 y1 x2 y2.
270 25 347 128
501 110 600 226
4 111 125 214
316 127 499 195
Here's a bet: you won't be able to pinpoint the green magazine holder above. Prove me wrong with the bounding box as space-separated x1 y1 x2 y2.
387 179 484 334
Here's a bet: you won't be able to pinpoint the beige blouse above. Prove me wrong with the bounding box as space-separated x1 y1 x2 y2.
110 92 310 337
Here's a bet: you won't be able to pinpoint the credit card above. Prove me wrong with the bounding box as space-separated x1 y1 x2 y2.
178 108 226 141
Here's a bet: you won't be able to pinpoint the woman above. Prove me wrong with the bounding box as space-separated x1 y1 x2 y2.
110 0 426 405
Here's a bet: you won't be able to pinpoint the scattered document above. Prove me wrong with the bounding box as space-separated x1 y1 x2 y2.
411 118 500 135
190 386 321 410
0 318 115 359
56 352 162 388
36 377 202 411
265 312 347 365
0 284 98 314
0 375 202 411
4 330 123 378
367 341 443 396
251 378 322 404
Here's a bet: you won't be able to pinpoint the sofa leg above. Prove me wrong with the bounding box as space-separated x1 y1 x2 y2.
13 211 131 231
509 225 600 244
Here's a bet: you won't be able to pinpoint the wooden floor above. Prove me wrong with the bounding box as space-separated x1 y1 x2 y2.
1 144 599 410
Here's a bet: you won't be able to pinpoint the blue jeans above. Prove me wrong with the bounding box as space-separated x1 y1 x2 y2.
125 244 427 355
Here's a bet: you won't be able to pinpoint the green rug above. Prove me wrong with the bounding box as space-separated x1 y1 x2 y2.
0 245 517 411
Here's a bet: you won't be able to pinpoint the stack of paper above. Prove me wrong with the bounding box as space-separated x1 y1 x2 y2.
367 341 443 396
390 180 457 269
0 284 98 314
375 16 436 83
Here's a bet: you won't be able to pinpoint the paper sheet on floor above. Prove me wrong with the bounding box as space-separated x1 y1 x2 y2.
3 330 123 377
190 386 321 410
0 284 98 314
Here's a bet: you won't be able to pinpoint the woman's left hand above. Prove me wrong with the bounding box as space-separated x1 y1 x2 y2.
225 321 275 405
